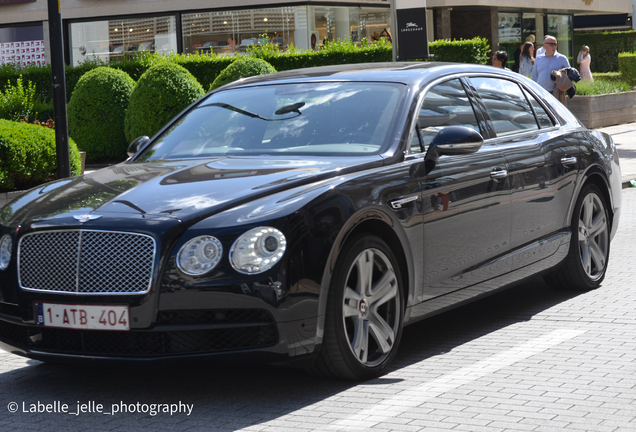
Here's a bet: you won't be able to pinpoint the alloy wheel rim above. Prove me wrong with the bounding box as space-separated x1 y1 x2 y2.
578 192 609 281
342 248 400 367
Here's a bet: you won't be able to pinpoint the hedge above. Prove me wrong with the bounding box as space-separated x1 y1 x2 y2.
428 37 490 64
0 119 82 192
574 31 636 73
618 52 636 85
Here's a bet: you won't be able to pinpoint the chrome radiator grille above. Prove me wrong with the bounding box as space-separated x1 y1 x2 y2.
18 230 155 294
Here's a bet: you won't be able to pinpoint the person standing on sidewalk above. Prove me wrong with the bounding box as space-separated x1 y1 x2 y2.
577 45 594 81
519 41 535 77
532 35 570 92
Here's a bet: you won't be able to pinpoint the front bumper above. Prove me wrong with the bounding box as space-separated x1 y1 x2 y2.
0 301 319 365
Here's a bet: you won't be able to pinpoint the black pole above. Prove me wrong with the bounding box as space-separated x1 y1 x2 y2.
47 0 71 179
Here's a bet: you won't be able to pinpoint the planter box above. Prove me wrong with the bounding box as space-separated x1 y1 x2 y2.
568 90 636 129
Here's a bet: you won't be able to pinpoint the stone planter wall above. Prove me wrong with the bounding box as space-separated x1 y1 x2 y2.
568 90 636 129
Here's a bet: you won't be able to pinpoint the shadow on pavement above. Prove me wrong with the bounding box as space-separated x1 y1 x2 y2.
0 277 585 431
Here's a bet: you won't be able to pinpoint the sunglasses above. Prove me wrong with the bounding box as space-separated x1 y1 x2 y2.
544 42 557 46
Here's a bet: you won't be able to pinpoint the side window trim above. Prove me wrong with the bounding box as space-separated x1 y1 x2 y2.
459 73 562 132
519 84 560 128
468 75 548 138
460 76 495 139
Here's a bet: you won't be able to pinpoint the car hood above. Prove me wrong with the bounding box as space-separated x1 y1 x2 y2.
1 156 384 226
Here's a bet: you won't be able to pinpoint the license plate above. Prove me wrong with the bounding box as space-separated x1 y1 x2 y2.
35 303 130 331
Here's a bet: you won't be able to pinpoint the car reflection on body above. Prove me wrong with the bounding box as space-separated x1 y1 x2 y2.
0 63 622 379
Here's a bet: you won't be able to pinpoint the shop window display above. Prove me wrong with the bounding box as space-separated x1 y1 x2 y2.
69 16 177 66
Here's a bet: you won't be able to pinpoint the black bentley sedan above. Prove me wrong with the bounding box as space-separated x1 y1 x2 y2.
0 63 622 379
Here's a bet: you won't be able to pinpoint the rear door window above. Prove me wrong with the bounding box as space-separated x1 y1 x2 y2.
468 77 539 137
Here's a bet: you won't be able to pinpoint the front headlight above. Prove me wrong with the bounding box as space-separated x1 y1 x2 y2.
177 235 223 276
0 234 12 271
230 227 287 274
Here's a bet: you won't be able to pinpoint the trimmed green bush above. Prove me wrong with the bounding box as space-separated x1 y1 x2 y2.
618 52 636 85
0 119 82 192
429 37 490 64
0 75 38 121
124 62 205 143
593 72 623 82
68 67 135 163
210 57 277 91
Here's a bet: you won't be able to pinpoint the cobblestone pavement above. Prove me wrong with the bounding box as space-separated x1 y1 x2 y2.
1 188 635 432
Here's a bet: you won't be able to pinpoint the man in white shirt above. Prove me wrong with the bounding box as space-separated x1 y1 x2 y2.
531 35 570 92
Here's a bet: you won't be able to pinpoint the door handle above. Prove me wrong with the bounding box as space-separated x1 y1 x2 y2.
561 156 577 166
490 169 508 181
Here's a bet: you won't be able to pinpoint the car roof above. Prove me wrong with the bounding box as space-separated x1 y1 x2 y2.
221 62 516 89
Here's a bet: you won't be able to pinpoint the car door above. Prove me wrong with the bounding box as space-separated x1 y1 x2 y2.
466 76 579 271
408 78 512 301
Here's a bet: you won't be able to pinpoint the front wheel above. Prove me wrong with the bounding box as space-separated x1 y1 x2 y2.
312 234 404 380
544 184 610 290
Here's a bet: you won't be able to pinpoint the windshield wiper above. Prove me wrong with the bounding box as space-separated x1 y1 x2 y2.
208 102 303 121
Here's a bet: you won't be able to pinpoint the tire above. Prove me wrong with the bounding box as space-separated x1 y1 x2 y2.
544 184 610 290
312 234 404 380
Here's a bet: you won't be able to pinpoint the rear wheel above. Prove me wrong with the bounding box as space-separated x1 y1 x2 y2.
312 234 403 380
544 184 610 290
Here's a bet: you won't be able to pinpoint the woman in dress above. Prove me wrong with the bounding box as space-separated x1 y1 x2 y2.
519 41 535 77
577 45 593 81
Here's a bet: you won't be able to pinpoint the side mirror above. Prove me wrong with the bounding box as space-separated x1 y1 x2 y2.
425 126 483 162
127 136 150 158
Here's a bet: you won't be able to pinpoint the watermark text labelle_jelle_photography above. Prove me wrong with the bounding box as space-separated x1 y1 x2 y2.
7 400 193 416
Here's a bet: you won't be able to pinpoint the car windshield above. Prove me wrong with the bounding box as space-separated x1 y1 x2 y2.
136 82 405 161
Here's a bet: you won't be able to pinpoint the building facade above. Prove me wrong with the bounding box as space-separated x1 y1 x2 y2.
0 0 632 67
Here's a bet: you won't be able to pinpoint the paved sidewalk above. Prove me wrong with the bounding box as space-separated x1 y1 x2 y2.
596 123 636 187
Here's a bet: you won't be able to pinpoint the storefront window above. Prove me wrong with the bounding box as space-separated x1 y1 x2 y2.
497 13 521 68
311 6 391 49
182 7 297 56
69 16 177 66
0 24 45 66
547 15 572 60
498 13 521 43
182 5 391 55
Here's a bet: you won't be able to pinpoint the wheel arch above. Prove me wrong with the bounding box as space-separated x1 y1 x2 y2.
314 207 414 346
568 167 615 233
